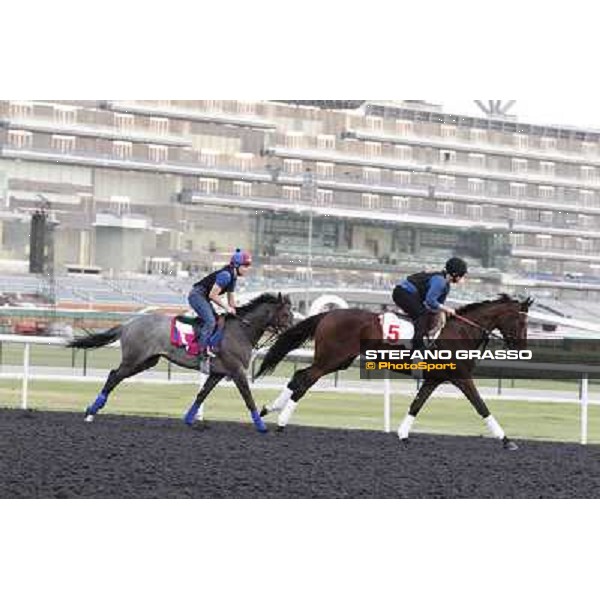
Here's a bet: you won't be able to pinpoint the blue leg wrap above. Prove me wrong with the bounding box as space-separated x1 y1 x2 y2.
88 391 108 416
184 402 199 426
251 410 268 434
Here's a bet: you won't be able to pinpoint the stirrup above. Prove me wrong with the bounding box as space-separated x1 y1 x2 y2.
205 346 216 358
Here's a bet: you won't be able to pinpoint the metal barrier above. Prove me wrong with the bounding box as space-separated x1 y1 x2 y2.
0 334 596 443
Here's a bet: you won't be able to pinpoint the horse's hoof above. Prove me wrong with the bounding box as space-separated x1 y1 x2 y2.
259 406 269 418
276 425 285 433
399 437 410 447
84 414 94 423
502 437 519 451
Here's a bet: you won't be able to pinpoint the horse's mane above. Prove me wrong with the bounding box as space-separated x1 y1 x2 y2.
235 293 284 316
456 293 518 315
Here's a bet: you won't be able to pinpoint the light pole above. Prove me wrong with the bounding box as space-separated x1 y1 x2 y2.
302 168 316 315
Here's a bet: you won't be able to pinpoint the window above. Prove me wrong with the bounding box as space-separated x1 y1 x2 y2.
580 190 596 207
468 153 486 168
203 100 222 112
520 258 538 271
9 101 33 119
471 129 487 144
286 131 304 149
113 140 132 159
468 178 485 194
317 134 336 150
234 152 253 171
441 124 456 138
511 232 525 245
394 171 412 186
440 150 456 163
150 117 169 135
316 189 333 206
148 144 168 162
316 162 334 179
577 237 593 252
511 158 528 173
581 165 596 181
538 185 555 199
110 195 130 216
282 186 301 201
467 204 483 219
51 135 76 153
198 178 218 194
363 167 381 184
510 182 527 198
437 201 454 215
540 211 554 224
366 116 383 131
509 208 526 222
540 137 557 151
582 141 596 156
283 159 302 174
8 129 32 148
579 214 594 228
237 101 256 114
396 120 413 136
364 141 382 158
361 193 381 210
54 106 76 125
199 149 219 167
540 161 555 176
394 145 412 161
437 175 455 189
114 113 134 131
514 133 528 149
392 196 409 211
233 181 252 197
536 234 552 249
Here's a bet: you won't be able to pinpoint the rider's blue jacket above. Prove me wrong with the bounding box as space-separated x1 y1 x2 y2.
398 271 449 311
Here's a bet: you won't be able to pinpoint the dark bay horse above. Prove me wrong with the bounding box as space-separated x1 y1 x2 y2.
256 294 533 449
67 293 293 433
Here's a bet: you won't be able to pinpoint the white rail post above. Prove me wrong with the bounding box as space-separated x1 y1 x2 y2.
21 342 31 410
581 373 589 445
384 376 391 433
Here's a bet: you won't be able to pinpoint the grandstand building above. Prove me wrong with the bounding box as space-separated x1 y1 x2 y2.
2 99 600 313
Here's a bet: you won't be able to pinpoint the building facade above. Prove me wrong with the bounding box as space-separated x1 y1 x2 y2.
1 99 600 299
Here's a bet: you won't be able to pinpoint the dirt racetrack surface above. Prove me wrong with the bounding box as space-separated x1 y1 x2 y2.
1 408 599 498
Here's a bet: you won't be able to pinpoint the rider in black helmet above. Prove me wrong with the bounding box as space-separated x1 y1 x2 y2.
392 257 468 350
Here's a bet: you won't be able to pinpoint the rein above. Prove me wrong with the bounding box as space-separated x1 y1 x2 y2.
452 309 528 351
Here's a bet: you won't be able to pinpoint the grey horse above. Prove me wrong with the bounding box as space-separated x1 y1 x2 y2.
67 293 293 433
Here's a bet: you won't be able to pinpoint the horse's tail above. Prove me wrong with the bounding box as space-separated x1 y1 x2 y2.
256 313 327 378
66 325 123 349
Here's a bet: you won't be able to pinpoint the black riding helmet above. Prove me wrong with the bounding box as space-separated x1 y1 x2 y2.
444 257 468 278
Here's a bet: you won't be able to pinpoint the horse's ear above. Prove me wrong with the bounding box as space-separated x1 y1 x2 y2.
520 296 534 311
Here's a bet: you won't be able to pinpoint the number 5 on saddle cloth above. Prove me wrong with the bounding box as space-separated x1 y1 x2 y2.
170 314 226 356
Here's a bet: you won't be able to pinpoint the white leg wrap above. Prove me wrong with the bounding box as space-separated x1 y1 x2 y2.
195 403 205 421
278 399 298 427
397 414 415 439
269 386 293 413
484 415 505 439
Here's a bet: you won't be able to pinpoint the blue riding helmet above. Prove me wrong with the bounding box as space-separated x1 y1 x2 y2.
230 248 252 268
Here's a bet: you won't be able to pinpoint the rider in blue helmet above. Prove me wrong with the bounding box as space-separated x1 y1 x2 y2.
392 257 468 350
188 248 252 357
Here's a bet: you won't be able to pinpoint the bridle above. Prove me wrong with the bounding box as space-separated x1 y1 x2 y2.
235 302 291 350
452 310 527 351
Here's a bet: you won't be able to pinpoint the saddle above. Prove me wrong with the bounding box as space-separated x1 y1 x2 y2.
379 311 443 349
170 314 226 356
